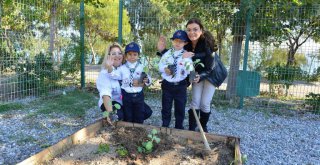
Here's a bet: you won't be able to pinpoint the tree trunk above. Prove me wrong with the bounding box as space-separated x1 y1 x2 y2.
49 1 57 62
286 45 296 66
226 35 243 99
217 32 223 55
89 42 96 64
4 29 14 55
87 30 96 64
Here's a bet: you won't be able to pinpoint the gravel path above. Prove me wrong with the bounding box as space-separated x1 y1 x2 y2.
0 98 319 165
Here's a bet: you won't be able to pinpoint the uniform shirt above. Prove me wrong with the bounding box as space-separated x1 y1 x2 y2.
108 61 152 93
96 68 122 108
159 48 193 82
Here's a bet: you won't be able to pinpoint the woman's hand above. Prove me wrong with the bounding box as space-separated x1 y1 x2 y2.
103 115 113 126
157 35 166 52
182 51 194 59
193 74 200 83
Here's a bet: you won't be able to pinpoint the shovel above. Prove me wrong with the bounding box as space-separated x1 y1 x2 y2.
192 107 211 150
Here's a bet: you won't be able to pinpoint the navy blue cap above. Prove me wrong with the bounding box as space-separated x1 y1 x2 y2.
125 42 140 54
170 30 189 42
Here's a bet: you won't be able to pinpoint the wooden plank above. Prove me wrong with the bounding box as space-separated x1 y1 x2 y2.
18 120 103 165
20 120 241 164
116 121 234 142
234 138 242 165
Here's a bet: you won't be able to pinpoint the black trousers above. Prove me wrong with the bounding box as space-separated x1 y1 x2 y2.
121 89 145 124
161 80 187 129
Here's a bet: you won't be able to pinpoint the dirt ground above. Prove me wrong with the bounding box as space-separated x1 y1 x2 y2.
46 126 235 165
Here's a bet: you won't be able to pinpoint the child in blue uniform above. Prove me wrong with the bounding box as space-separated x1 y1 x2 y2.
106 42 151 124
158 30 193 129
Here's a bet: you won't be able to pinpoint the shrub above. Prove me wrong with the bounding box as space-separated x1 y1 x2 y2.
15 52 61 94
305 92 320 114
266 64 300 97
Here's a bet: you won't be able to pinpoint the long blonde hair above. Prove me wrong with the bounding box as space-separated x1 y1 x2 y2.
101 42 123 69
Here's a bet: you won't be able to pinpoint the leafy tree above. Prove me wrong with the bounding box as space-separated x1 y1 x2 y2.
77 0 131 64
260 48 306 69
226 0 320 98
250 0 320 67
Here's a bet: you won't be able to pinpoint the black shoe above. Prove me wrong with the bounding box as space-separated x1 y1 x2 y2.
188 109 200 131
199 111 211 133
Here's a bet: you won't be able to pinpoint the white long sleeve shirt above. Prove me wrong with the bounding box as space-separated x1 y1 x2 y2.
159 48 193 82
96 68 122 108
108 61 152 93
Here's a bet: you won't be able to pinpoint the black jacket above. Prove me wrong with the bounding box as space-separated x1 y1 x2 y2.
184 38 215 85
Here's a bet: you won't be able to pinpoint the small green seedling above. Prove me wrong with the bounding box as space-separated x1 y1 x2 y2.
137 129 161 154
185 59 204 72
116 146 128 157
96 143 110 154
102 102 121 119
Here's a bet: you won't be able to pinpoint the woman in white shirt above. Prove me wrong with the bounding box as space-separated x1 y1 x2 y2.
96 43 152 124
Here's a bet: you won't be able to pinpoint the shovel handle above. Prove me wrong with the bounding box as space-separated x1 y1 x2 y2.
192 108 211 150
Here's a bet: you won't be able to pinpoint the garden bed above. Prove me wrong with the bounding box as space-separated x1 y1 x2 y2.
19 120 241 165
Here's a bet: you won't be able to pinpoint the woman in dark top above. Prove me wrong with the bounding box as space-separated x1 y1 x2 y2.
157 18 218 132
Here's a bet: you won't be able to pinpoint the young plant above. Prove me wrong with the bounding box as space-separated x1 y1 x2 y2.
137 129 161 154
102 101 121 121
96 143 110 154
116 146 129 157
186 59 204 83
185 59 204 72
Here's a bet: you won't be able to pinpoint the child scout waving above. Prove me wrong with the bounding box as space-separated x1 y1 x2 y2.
158 30 193 129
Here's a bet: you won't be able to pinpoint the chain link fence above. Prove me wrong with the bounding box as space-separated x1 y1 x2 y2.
0 0 81 102
1 0 319 114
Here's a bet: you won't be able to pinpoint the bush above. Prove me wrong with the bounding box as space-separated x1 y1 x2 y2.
266 64 300 96
305 92 320 114
15 52 61 94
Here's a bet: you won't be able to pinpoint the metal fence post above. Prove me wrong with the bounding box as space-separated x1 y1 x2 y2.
118 0 123 44
239 8 251 109
80 0 85 88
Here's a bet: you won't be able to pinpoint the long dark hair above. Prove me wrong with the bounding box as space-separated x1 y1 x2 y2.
186 18 218 52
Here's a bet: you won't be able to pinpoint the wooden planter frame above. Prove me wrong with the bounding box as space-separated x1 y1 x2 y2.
18 120 242 165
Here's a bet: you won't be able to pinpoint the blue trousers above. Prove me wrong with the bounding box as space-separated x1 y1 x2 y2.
121 90 145 124
161 80 187 129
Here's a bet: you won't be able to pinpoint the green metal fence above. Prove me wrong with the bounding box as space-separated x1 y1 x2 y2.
1 0 319 114
0 0 82 102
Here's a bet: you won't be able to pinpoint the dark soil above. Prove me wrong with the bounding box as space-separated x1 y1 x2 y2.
47 125 236 165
